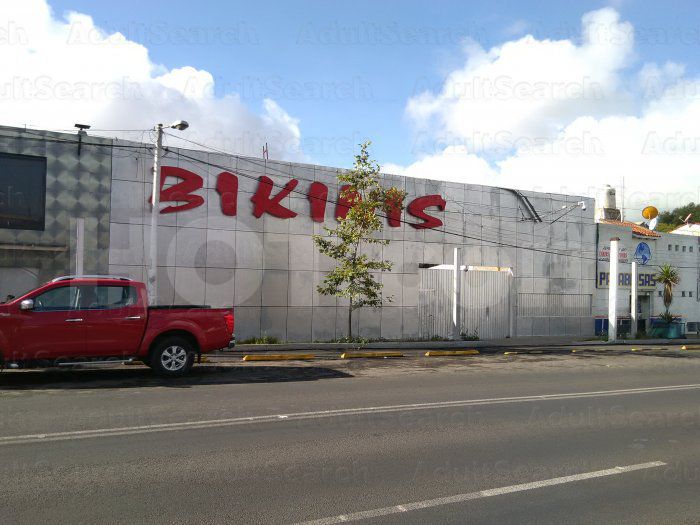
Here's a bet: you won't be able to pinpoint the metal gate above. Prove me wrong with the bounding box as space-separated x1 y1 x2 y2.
418 268 453 340
460 269 512 339
419 267 512 340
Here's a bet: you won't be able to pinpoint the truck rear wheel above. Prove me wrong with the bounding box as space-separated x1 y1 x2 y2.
150 337 195 377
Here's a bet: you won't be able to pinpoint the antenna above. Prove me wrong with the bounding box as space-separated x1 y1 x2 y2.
683 213 692 224
642 206 658 220
620 176 625 222
262 142 269 160
648 216 658 231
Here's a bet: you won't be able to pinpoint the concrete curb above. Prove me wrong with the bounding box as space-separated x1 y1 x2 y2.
202 344 700 364
424 350 479 357
218 338 694 355
340 351 404 359
600 339 691 346
242 354 315 361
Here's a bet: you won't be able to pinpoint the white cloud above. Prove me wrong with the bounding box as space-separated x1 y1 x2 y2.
503 19 530 38
384 145 497 186
395 7 700 211
0 0 303 160
407 8 634 154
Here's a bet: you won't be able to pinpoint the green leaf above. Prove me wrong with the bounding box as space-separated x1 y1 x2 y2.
311 142 407 337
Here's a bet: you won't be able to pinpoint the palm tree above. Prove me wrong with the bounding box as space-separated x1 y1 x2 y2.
655 264 680 323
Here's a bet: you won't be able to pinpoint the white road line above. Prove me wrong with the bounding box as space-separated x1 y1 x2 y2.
298 461 667 524
1 384 699 446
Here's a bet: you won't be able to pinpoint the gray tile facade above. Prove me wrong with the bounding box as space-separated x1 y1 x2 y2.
0 127 112 295
0 126 598 341
114 142 597 341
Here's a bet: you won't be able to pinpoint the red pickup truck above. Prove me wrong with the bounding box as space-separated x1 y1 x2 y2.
0 276 234 376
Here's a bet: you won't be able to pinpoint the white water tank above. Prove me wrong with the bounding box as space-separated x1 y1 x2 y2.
597 185 621 221
602 185 617 209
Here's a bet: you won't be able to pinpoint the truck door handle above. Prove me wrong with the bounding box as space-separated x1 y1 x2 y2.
65 318 83 322
124 316 142 320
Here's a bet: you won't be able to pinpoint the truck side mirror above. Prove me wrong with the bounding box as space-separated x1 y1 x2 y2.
20 299 34 311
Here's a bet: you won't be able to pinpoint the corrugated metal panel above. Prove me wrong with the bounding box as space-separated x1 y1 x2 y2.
419 269 453 340
518 293 592 317
419 268 512 340
461 270 511 339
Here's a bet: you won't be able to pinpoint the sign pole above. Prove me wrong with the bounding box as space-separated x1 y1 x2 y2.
630 261 638 339
75 217 84 276
452 247 461 340
608 237 619 342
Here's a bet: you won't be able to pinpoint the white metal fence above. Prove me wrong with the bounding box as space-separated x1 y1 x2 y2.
518 293 592 317
419 268 512 340
461 270 512 339
418 269 454 340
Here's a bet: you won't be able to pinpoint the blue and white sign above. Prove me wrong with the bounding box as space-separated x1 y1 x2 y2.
633 242 652 265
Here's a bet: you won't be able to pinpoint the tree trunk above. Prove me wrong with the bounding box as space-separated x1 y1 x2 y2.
348 299 353 340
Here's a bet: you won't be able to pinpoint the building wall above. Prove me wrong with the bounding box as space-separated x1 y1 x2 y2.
0 127 112 298
0 126 598 341
593 223 700 331
107 140 597 341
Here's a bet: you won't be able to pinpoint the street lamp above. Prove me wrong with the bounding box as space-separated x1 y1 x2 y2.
148 120 189 305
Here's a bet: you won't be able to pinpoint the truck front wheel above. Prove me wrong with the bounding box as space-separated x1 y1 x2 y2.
150 337 195 377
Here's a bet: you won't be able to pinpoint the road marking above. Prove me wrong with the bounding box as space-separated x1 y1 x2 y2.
298 461 666 524
1 384 699 446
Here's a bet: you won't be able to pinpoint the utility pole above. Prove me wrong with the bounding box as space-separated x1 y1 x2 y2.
608 237 620 342
147 120 189 305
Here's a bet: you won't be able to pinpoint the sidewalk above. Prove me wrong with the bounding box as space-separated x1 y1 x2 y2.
214 335 695 356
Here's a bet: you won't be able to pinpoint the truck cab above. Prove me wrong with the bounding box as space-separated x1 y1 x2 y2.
0 276 234 376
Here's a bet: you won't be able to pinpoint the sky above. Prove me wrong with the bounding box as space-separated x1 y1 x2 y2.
3 0 700 214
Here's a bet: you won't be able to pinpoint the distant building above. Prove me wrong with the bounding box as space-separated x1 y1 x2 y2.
593 195 700 336
670 223 700 237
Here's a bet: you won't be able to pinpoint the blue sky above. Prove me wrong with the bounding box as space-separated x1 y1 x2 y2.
4 0 700 210
46 0 700 168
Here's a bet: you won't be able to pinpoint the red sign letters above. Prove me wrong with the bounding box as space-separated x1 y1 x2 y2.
153 167 446 229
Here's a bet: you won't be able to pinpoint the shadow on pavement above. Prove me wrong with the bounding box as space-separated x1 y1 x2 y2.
0 365 352 390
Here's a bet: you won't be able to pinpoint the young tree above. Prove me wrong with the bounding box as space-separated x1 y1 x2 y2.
313 142 406 340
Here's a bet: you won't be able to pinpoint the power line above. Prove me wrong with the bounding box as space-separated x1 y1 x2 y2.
167 146 613 264
163 131 605 249
162 132 588 221
168 145 700 270
1 128 697 269
155 131 693 264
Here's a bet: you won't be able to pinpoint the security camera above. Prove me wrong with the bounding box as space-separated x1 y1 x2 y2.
170 120 189 131
578 201 587 211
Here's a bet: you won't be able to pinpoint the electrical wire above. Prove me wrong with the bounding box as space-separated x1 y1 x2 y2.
1 128 696 269
167 145 700 270
168 146 648 266
162 132 604 250
158 130 690 261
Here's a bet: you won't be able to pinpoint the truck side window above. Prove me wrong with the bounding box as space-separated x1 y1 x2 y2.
78 285 138 310
34 286 79 311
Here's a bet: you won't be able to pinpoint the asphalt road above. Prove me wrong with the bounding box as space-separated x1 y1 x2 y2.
1 351 699 524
